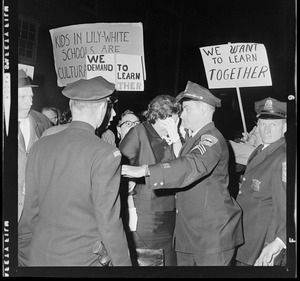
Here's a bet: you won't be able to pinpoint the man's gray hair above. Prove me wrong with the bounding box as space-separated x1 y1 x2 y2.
70 99 106 112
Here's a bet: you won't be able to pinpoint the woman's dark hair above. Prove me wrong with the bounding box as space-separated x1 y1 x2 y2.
145 95 182 124
59 108 72 124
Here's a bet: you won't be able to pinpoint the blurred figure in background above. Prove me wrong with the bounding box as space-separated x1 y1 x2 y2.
41 106 60 125
59 107 73 124
116 109 141 264
41 107 72 137
117 109 141 141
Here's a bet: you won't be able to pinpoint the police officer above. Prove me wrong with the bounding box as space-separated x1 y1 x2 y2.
23 76 131 266
122 81 244 266
235 97 287 266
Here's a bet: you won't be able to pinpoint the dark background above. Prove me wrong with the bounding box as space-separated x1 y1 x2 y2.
17 0 296 140
3 0 296 278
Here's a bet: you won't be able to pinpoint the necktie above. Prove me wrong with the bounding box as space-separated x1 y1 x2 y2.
18 121 26 150
184 128 190 142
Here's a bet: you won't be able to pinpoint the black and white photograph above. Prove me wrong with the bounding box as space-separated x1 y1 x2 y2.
2 0 297 278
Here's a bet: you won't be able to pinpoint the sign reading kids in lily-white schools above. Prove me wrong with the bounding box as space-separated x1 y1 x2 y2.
49 23 145 91
200 43 272 89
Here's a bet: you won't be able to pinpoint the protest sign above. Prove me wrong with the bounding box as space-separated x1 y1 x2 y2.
200 42 272 134
200 43 272 89
86 54 144 91
49 23 145 88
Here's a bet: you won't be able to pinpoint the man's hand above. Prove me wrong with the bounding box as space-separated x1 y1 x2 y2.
254 239 285 266
160 117 180 143
128 180 136 193
122 165 146 178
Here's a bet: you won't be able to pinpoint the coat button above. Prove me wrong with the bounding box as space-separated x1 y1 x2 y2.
160 182 164 185
154 183 157 186
176 209 179 214
243 177 246 181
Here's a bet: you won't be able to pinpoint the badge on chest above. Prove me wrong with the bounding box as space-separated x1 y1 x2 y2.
251 179 261 191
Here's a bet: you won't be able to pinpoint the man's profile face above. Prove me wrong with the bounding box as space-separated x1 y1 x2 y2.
180 100 202 132
257 118 286 145
18 87 33 119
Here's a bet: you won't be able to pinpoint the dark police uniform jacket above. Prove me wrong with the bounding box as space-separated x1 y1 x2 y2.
23 121 131 266
147 122 244 254
236 137 286 265
119 121 176 212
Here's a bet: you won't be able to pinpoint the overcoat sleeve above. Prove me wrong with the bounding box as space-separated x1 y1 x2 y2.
266 154 287 245
119 127 140 165
23 142 40 233
148 136 222 189
91 148 131 266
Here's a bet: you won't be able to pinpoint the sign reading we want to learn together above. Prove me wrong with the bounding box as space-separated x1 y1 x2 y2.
49 23 145 91
200 43 272 89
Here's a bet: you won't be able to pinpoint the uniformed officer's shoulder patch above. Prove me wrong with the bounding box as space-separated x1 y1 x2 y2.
200 134 218 147
282 161 286 183
191 142 206 155
113 150 121 157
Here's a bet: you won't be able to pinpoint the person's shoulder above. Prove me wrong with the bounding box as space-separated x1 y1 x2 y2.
200 125 224 145
101 129 116 146
30 109 52 127
272 139 286 160
42 123 69 137
95 137 122 160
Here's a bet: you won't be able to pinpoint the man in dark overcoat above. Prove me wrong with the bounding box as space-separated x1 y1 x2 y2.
22 76 131 266
122 81 244 266
18 69 52 266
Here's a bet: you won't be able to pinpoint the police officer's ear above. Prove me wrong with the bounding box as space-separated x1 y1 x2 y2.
97 100 108 118
283 120 287 134
201 102 213 114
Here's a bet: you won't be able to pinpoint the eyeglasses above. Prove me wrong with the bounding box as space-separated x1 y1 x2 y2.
119 120 141 127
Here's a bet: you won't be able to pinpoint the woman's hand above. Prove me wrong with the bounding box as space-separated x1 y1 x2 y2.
160 117 180 143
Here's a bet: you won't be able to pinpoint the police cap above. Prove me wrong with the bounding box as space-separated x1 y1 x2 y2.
18 69 38 88
62 76 115 102
255 97 287 119
177 81 221 107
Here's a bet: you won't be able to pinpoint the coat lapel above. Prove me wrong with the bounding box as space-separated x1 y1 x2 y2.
27 113 42 151
245 137 285 174
245 145 266 173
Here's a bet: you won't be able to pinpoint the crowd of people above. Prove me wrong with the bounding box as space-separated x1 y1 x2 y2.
18 69 287 267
